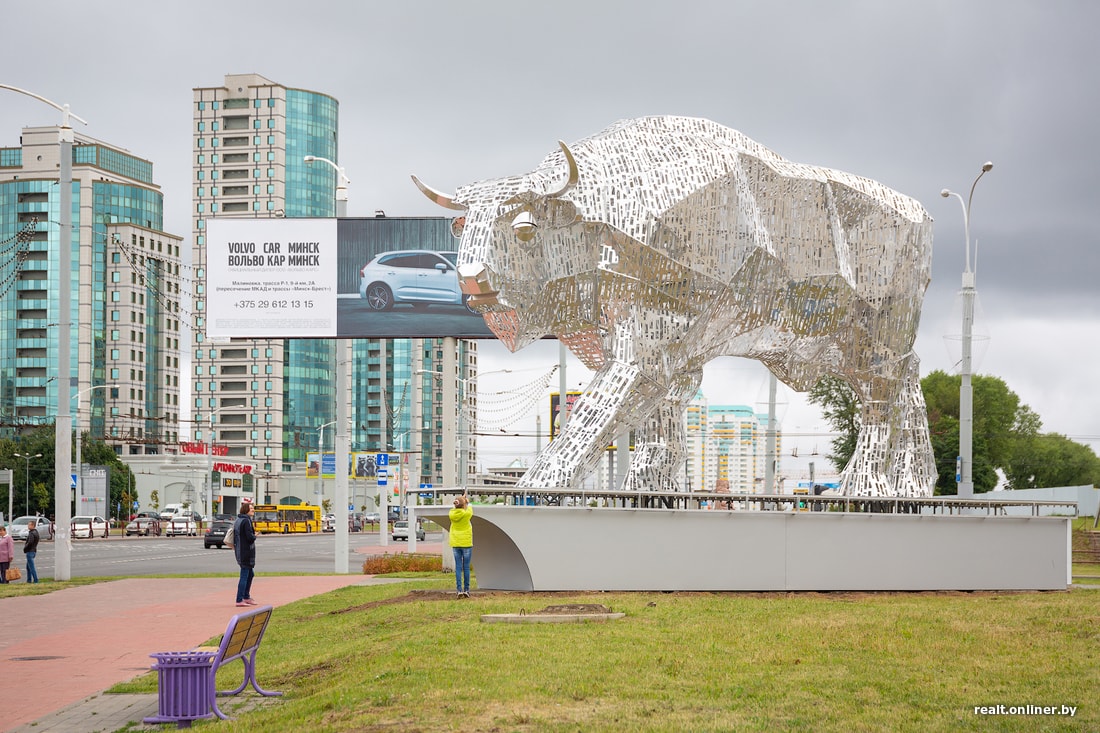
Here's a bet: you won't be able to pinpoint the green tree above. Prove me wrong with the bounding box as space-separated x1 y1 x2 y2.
807 375 860 472
807 370 1097 495
1004 433 1100 490
921 371 1029 494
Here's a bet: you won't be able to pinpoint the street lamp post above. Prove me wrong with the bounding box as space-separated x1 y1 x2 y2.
13 453 42 516
74 384 118 519
304 154 351 572
200 405 238 517
1 84 87 580
316 420 337 505
303 156 349 218
941 161 994 499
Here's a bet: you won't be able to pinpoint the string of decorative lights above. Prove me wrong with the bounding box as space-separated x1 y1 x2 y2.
461 366 560 430
110 232 190 319
0 218 38 300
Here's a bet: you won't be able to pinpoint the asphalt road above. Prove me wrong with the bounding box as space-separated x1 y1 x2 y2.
19 530 440 577
336 297 492 338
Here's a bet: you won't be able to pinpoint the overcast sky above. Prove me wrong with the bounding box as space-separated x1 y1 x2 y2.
3 0 1097 477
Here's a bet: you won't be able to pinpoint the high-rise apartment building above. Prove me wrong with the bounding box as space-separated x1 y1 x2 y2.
684 391 781 492
0 126 183 452
192 74 476 500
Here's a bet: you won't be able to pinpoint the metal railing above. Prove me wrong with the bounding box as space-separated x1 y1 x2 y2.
412 485 1077 518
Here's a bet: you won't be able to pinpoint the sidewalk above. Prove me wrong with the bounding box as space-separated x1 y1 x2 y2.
1 572 411 733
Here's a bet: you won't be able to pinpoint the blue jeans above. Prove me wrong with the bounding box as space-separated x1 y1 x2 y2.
453 546 472 593
25 551 38 583
236 566 254 602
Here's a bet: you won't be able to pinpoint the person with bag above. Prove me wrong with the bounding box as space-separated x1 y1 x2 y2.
233 500 257 607
0 525 14 583
23 519 40 583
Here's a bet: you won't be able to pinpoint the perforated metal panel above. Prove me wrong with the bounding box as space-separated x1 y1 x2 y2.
419 117 935 496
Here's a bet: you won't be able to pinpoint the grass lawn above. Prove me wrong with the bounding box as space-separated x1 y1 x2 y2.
112 577 1098 732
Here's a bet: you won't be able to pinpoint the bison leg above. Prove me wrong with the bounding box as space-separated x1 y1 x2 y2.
840 357 935 497
622 371 701 492
517 359 665 490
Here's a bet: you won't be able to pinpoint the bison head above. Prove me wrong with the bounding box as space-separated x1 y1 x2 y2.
412 141 591 352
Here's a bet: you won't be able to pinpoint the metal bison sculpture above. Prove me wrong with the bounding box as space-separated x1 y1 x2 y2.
414 116 936 497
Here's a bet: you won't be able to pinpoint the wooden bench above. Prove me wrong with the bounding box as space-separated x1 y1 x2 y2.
144 605 282 727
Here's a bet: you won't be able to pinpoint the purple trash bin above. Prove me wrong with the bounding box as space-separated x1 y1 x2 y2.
142 650 216 728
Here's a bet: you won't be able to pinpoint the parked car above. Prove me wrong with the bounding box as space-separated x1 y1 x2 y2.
391 520 425 542
125 516 162 536
322 514 336 532
165 516 198 537
8 515 52 541
358 250 475 312
71 515 110 539
204 518 234 549
364 512 381 525
130 510 163 521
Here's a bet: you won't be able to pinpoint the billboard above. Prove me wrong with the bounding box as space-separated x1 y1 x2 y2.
306 451 396 480
206 217 495 339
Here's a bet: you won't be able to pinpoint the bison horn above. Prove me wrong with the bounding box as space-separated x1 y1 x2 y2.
410 174 467 211
545 140 579 198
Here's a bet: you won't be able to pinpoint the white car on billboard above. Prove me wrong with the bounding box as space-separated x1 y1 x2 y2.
358 250 475 312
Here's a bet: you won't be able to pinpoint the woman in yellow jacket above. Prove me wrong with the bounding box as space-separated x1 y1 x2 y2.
449 494 474 597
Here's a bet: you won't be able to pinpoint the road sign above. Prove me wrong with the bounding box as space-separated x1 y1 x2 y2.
376 453 389 467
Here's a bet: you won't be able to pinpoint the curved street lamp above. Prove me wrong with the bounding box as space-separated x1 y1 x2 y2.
304 153 351 572
941 161 994 498
303 155 350 218
13 452 43 516
73 383 119 519
2 83 87 579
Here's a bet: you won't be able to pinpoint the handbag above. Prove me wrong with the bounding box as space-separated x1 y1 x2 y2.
6 567 21 581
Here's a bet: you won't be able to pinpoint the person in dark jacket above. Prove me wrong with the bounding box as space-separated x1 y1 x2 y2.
23 519 40 583
233 500 257 606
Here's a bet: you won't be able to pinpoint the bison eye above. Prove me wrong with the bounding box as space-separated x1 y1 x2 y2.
512 210 537 242
450 216 466 239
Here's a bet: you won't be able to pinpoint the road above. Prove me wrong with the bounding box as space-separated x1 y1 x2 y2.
336 297 492 338
20 529 441 577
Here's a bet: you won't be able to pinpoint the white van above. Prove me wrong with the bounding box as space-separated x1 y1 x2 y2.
161 504 186 518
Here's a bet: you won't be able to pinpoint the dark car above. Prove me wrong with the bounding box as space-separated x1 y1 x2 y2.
204 518 235 549
125 516 162 536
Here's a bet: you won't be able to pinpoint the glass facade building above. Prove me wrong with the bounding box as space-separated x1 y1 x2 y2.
0 127 183 451
193 74 476 499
